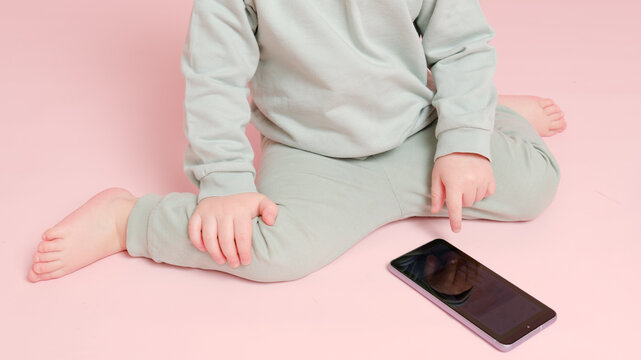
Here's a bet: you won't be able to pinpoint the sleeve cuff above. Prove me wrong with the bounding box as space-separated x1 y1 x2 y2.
197 172 257 202
434 127 493 162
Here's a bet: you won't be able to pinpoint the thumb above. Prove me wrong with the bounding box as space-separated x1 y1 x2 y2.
258 196 279 225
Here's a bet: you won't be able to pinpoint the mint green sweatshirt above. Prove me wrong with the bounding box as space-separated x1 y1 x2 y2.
181 0 498 202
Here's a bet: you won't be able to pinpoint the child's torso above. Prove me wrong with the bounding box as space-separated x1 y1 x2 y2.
247 0 435 157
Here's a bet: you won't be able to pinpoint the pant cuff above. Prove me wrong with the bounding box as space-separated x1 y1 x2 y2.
126 193 162 258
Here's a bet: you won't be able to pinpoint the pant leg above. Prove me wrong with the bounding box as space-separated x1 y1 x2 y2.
373 104 561 221
125 136 402 282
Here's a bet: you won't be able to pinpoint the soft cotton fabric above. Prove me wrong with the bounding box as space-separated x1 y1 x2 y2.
127 106 559 282
181 0 497 201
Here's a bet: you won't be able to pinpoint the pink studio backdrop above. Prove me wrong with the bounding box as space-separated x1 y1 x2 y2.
1 1 640 359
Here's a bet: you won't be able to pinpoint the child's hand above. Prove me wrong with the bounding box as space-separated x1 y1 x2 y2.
188 193 279 268
430 153 496 233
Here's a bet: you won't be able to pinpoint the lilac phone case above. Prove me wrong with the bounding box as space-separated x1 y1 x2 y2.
388 263 557 352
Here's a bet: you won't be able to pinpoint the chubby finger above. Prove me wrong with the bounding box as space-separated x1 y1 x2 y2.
487 179 496 197
431 179 446 214
202 218 225 264
462 189 476 207
258 197 279 225
233 216 253 266
475 184 487 203
218 217 240 268
188 213 205 252
445 187 463 233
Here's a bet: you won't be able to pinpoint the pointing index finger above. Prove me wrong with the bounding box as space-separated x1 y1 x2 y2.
446 187 463 233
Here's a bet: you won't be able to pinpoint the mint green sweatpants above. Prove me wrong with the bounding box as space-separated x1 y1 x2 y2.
125 105 560 282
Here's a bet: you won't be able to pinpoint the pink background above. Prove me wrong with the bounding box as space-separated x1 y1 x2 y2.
2 0 640 358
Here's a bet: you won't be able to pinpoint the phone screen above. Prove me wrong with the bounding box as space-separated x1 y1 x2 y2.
390 239 556 346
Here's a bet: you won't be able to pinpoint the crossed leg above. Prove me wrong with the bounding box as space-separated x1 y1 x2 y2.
27 95 563 282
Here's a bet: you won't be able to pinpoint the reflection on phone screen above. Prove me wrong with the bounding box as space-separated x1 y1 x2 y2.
393 242 541 336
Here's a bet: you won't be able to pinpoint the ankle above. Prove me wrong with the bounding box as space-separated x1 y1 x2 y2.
114 196 138 251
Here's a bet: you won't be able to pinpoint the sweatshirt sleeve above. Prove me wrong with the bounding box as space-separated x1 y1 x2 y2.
415 0 498 162
181 0 260 202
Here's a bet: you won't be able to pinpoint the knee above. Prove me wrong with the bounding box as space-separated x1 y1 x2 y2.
240 220 327 283
505 153 561 221
243 250 323 283
244 257 321 283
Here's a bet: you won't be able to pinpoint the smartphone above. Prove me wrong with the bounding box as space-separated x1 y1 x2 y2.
388 239 556 352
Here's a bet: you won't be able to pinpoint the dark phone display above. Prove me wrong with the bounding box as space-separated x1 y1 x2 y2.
391 239 555 342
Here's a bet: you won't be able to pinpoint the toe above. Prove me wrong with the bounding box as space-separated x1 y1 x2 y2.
549 122 567 135
33 260 64 274
38 239 64 253
42 227 64 241
27 268 40 282
550 120 566 130
550 112 565 121
37 269 67 281
538 97 554 108
33 251 61 263
544 105 561 115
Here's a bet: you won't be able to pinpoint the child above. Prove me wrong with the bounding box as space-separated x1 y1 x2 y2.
28 0 566 282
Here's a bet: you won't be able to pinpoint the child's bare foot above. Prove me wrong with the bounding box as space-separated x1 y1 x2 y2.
28 187 137 282
498 95 567 137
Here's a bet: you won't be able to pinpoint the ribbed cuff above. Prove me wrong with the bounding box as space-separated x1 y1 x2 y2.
126 193 163 258
198 172 257 202
434 127 493 162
